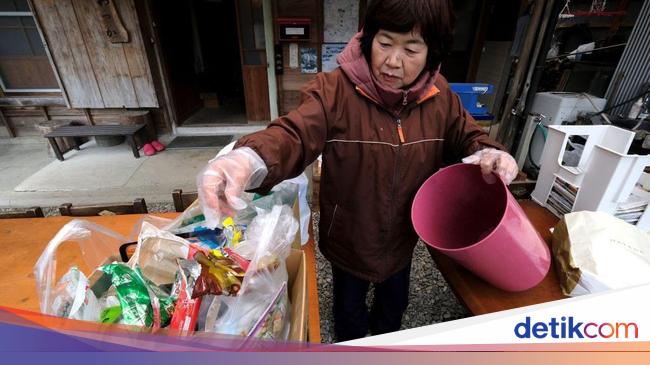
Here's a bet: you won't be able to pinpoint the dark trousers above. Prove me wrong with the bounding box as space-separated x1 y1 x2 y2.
332 263 411 342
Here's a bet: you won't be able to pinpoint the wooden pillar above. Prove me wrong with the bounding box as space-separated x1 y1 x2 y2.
0 108 16 138
82 108 95 125
39 106 50 120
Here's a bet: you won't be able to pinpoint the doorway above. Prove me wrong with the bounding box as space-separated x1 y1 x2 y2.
151 0 268 128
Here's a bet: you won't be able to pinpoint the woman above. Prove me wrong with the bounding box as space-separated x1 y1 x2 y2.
198 0 518 341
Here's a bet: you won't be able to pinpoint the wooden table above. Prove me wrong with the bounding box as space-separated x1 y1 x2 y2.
429 200 567 315
0 213 321 343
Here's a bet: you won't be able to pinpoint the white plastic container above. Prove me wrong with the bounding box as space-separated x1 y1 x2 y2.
531 125 650 230
515 92 606 169
530 92 606 126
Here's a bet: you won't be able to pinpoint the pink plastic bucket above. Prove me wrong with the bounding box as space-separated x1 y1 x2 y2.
411 164 550 292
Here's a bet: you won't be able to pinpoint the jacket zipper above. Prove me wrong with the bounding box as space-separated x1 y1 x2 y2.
385 116 403 268
353 85 438 272
396 91 408 142
385 91 408 262
396 118 405 143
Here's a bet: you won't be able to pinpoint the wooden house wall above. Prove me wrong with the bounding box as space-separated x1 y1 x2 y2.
1 0 168 137
0 105 159 137
31 0 158 109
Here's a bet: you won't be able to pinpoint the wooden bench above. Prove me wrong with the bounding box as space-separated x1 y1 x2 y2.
0 207 45 219
59 198 148 216
43 124 147 161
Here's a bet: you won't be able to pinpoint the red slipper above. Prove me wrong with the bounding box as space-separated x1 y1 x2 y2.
143 143 156 156
151 140 166 152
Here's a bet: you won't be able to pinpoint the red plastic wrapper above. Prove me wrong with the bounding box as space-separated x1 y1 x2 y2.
169 246 204 332
170 278 202 332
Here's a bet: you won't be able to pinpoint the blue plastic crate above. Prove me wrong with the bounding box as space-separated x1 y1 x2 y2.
449 83 494 116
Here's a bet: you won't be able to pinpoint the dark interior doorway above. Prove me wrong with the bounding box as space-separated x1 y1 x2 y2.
153 0 246 126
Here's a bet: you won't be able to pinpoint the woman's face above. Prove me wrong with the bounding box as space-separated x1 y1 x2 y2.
371 29 428 89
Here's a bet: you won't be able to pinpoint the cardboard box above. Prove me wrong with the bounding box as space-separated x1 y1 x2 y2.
286 248 307 341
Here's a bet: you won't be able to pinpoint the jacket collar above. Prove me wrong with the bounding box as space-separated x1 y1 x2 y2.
337 32 440 116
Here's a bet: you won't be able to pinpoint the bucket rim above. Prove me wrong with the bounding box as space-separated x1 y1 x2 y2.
411 163 509 252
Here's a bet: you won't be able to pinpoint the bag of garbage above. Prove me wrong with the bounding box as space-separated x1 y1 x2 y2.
207 204 298 339
34 219 128 318
34 219 179 329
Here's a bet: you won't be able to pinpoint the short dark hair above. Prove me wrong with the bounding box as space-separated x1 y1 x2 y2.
360 0 455 71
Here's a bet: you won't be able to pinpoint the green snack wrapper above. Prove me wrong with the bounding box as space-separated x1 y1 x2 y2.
100 306 122 324
100 263 176 328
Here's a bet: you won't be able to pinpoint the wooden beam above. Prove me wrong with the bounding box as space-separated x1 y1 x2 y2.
0 96 67 107
495 0 548 150
135 0 176 130
466 0 493 82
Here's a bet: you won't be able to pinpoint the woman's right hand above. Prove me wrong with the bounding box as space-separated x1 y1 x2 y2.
197 147 268 228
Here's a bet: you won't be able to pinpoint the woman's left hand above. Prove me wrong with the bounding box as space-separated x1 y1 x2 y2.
462 148 519 185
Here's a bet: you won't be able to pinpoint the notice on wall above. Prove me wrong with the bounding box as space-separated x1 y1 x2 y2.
300 47 318 74
289 43 299 69
321 43 347 73
324 0 358 43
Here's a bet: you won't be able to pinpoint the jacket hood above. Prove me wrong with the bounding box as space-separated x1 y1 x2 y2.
336 32 439 116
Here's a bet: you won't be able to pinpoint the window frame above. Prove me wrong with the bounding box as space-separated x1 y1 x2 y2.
0 9 61 93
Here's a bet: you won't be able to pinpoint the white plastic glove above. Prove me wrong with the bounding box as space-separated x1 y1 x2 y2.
197 147 268 228
462 148 518 185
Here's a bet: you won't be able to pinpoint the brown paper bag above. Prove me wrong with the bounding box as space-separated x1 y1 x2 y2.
552 211 650 296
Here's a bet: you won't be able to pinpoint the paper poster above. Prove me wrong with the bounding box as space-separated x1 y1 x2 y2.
321 43 347 73
324 0 359 43
300 47 318 74
289 43 299 69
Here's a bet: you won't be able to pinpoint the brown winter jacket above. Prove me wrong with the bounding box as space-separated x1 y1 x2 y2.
235 37 502 282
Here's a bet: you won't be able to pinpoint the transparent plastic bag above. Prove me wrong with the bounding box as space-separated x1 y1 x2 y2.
34 219 182 328
49 266 100 321
168 178 305 247
34 219 129 316
126 214 174 241
214 280 289 339
164 200 207 234
209 205 299 339
286 173 311 245
234 181 299 226
128 221 192 286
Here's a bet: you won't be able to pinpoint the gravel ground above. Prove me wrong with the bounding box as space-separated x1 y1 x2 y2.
0 202 177 217
1 201 467 343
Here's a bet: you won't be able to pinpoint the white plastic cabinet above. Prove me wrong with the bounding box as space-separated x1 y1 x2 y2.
531 125 650 230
